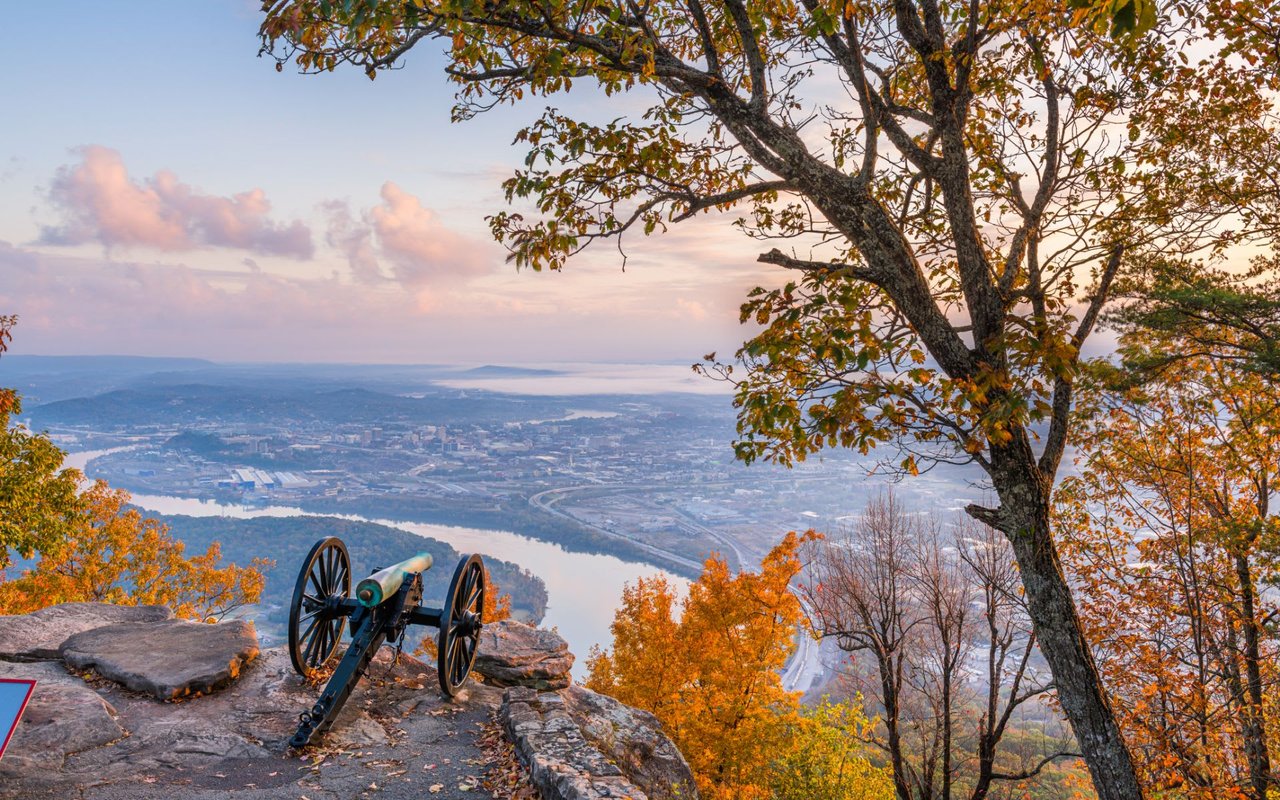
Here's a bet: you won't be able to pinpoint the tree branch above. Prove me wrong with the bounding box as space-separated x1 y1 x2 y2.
757 248 876 282
992 751 1082 782
672 180 794 221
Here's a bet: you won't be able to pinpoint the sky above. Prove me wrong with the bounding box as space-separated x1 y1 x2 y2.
0 1 774 365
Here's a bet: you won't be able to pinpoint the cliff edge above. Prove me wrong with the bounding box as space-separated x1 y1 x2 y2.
0 604 696 800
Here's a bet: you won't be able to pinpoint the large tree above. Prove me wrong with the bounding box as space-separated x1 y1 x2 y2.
259 3 1280 796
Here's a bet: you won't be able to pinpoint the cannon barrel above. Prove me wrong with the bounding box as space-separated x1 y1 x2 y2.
355 552 433 607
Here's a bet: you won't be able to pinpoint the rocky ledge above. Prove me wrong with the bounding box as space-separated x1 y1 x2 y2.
0 606 696 800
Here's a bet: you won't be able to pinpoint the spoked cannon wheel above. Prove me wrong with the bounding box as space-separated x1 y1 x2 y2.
289 537 352 677
437 554 485 696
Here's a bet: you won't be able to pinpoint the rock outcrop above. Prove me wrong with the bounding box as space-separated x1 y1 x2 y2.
0 602 172 662
475 619 574 690
61 618 260 700
563 686 697 800
0 603 695 800
501 686 644 799
500 686 698 800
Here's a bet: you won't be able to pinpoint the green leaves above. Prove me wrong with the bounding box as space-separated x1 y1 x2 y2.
1106 255 1280 382
488 107 754 271
0 318 81 570
1067 0 1159 39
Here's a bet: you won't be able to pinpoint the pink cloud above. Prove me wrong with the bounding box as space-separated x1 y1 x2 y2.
370 182 489 284
675 298 709 321
40 146 313 258
321 183 492 287
0 241 756 364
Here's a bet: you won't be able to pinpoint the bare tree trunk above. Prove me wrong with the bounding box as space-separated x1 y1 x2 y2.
1234 551 1271 800
883 665 912 800
973 465 1146 800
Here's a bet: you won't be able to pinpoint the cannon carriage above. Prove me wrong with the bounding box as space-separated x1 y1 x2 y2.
286 537 486 748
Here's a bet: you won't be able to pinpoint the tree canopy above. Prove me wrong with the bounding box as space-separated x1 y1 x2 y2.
1058 318 1280 798
0 481 269 621
586 531 893 800
258 3 1280 797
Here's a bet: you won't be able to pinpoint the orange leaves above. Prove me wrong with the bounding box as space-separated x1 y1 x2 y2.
586 534 811 799
0 480 267 621
1060 345 1280 795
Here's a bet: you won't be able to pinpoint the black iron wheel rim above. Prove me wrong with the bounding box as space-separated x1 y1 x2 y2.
288 537 351 677
438 554 485 696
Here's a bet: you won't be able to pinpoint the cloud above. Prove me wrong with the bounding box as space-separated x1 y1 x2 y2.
321 183 492 287
675 298 709 321
40 146 313 258
370 182 489 284
322 200 382 284
0 241 756 364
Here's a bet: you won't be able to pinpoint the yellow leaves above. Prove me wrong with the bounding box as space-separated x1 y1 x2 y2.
586 534 819 799
768 698 894 800
0 480 267 620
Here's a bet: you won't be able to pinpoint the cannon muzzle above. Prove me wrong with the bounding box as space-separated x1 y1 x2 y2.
355 552 433 607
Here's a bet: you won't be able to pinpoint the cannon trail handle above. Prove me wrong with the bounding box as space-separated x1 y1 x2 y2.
290 604 387 748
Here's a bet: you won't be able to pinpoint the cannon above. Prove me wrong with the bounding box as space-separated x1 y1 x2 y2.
286 537 486 748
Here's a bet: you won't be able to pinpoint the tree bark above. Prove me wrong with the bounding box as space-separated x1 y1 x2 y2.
1234 551 1271 800
976 460 1147 800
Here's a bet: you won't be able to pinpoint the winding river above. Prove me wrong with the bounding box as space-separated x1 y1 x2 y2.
64 449 687 678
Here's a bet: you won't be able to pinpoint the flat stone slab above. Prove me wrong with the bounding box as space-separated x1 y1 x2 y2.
62 619 259 700
476 620 574 690
0 661 125 778
0 602 172 661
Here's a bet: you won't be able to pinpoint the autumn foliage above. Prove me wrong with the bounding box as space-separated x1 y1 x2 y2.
0 316 80 571
587 531 892 800
257 2 1280 794
0 317 267 622
0 481 269 621
1061 333 1280 799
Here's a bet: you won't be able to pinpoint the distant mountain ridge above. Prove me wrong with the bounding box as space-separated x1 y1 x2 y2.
2 354 217 371
25 383 549 427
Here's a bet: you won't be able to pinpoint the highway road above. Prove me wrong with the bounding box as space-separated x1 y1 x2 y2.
527 485 705 572
781 600 825 694
529 482 753 569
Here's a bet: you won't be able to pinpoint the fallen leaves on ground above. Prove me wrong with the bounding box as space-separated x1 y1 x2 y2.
477 714 537 800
